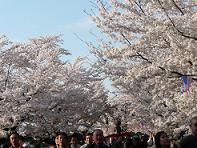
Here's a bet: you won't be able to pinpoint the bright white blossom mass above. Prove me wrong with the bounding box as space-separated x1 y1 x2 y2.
87 0 197 133
0 35 112 137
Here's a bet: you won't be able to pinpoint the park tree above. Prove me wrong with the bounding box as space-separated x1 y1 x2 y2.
87 0 197 132
0 35 110 138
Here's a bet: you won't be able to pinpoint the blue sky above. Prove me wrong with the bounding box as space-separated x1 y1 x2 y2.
0 0 97 60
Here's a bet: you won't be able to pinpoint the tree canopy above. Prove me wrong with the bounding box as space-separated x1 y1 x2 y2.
87 0 197 132
0 35 111 137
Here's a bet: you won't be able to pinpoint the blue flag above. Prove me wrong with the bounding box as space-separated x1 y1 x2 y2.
181 76 192 92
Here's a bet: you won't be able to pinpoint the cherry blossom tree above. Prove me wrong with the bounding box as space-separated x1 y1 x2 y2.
0 35 110 137
87 0 197 132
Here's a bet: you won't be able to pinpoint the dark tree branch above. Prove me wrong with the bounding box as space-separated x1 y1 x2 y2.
121 33 132 45
170 71 197 81
136 52 152 64
171 71 197 77
171 71 182 76
188 61 193 66
193 78 197 81
157 0 197 41
176 29 197 41
129 53 152 64
121 33 152 64
159 66 166 71
171 0 184 15
162 37 171 47
89 0 99 9
133 0 146 15
98 0 108 13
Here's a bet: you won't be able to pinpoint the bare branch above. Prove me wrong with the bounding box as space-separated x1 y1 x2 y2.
171 0 184 15
136 52 152 64
121 33 132 45
98 0 108 13
133 0 146 15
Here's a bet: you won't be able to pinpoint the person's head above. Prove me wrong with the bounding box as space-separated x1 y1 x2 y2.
18 135 24 145
84 133 93 144
56 132 68 147
71 134 78 145
93 129 104 145
155 131 170 148
132 134 141 145
190 116 197 136
9 132 20 147
55 135 59 146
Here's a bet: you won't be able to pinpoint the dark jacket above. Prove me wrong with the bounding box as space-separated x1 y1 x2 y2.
179 135 197 148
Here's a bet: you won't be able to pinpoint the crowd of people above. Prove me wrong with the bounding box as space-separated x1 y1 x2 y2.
0 116 197 148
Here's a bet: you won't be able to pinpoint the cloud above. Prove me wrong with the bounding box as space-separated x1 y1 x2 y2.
58 17 95 30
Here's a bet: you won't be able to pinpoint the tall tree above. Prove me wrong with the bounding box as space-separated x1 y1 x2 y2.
0 35 110 137
88 0 197 132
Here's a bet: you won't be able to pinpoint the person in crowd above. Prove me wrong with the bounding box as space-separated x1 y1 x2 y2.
179 116 197 148
9 132 24 148
70 133 81 148
87 129 109 148
131 133 148 148
169 139 178 148
108 136 115 147
110 135 124 148
147 132 155 147
140 134 149 148
131 134 141 148
80 133 93 148
123 134 133 148
154 131 170 148
0 136 9 148
55 135 59 147
55 132 69 148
